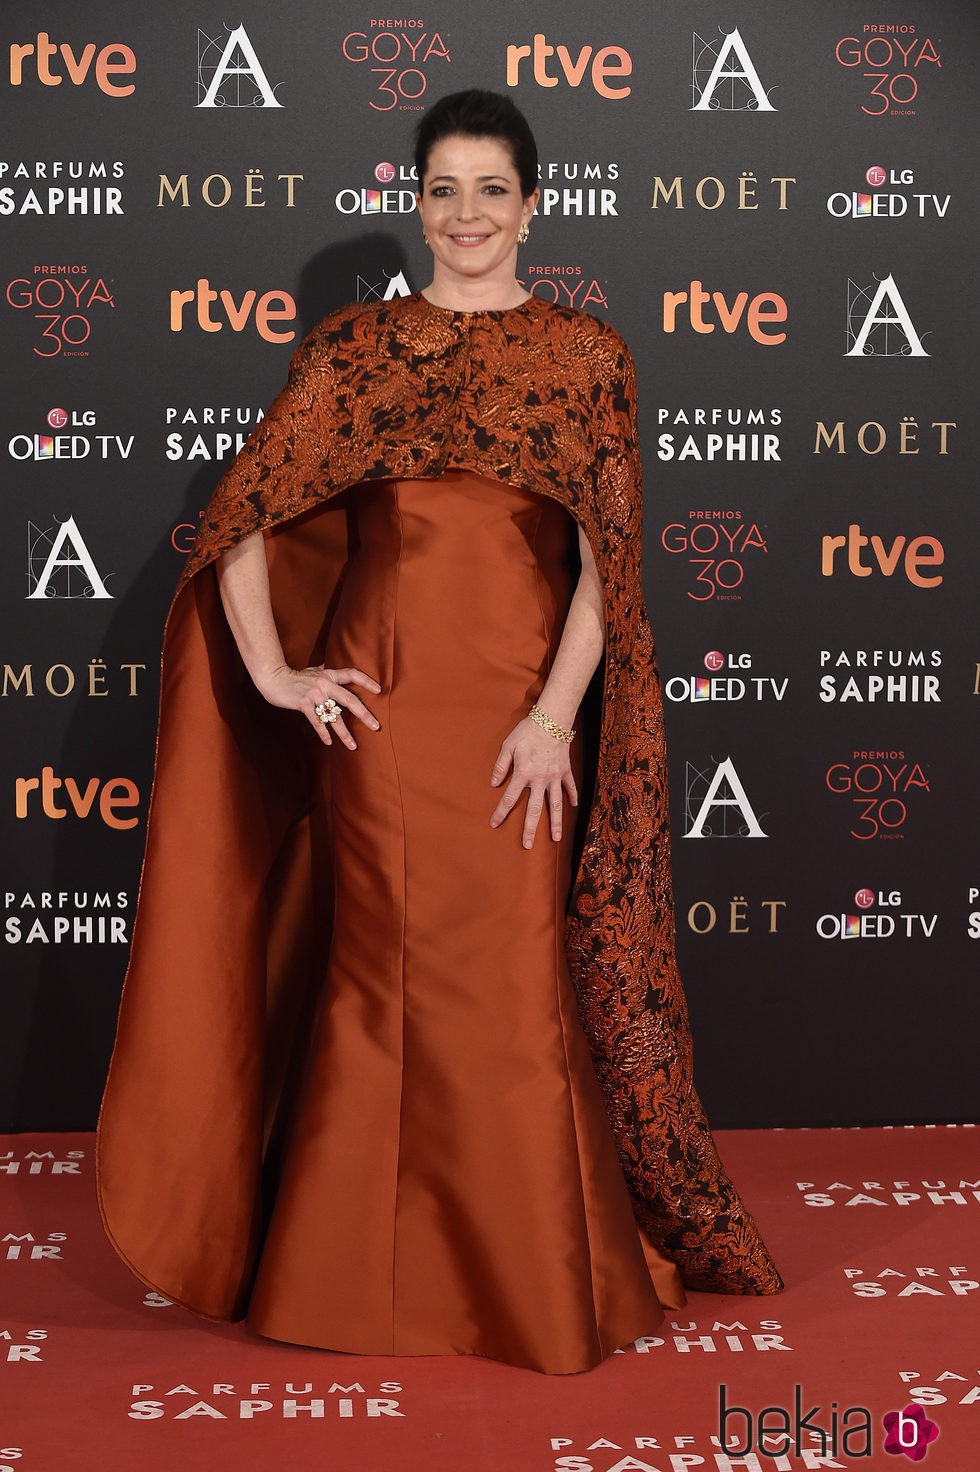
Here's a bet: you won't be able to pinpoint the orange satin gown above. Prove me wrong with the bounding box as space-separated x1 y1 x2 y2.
243 469 679 1373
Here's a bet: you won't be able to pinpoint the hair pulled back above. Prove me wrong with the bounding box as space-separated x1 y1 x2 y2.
414 89 539 198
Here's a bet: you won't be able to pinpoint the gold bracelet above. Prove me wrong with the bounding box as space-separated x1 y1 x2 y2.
528 703 575 743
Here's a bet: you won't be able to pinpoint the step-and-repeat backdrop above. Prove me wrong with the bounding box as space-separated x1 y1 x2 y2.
2 2 976 1130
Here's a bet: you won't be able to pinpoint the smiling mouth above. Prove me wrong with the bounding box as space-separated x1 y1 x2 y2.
449 233 491 244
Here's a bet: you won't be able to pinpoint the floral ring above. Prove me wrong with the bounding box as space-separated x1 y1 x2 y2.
314 699 341 725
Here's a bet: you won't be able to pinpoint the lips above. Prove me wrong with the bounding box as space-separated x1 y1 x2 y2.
448 233 491 245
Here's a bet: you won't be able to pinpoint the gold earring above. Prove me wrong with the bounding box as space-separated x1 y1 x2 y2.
517 222 530 245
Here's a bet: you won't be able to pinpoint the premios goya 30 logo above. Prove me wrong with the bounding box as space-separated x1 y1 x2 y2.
825 750 931 840
342 21 450 111
5 265 115 358
834 26 942 117
661 512 768 601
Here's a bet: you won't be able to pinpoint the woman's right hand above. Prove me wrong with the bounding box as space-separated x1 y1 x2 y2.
256 664 382 747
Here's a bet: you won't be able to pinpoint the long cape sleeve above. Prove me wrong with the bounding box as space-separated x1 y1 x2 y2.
96 294 782 1322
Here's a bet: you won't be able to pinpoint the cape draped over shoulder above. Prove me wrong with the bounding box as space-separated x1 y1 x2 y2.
96 292 783 1321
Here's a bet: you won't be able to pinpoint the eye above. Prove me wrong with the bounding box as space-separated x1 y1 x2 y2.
431 185 455 197
484 184 506 195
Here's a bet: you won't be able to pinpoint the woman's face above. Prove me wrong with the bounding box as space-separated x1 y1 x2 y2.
415 134 539 289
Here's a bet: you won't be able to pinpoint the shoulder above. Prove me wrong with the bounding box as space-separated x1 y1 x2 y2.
530 299 635 375
288 297 391 370
532 299 631 347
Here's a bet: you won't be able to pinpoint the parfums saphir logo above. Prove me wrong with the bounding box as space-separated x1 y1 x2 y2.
656 407 781 462
818 649 942 704
0 159 124 216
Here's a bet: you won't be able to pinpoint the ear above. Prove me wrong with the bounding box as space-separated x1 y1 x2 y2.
525 187 541 219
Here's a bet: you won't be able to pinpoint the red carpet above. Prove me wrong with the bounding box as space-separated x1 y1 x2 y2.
2 1125 975 1470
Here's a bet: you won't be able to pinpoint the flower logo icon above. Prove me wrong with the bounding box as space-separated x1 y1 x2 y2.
882 1404 940 1460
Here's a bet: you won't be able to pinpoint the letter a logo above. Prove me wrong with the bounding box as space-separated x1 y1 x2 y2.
197 24 284 108
27 517 113 599
684 757 768 837
845 273 930 357
357 270 413 303
692 27 777 111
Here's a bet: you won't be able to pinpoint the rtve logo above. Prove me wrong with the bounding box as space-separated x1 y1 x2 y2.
662 281 788 344
506 34 632 99
15 768 141 829
7 32 136 96
170 280 297 342
821 525 944 587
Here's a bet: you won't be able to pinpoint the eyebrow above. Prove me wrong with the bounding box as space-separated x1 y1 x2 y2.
427 174 511 184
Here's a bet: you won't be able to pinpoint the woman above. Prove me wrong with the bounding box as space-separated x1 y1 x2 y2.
96 89 782 1375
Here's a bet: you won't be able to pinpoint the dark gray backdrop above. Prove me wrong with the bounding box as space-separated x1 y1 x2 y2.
2 1 977 1129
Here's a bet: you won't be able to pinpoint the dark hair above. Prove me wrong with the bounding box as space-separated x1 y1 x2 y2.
414 89 538 198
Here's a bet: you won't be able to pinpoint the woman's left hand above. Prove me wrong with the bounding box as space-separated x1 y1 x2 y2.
489 716 578 848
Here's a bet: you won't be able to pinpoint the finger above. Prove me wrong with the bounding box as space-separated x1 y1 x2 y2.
561 769 579 806
522 789 545 849
305 708 333 746
548 783 564 842
332 666 382 694
489 745 514 786
312 702 356 749
346 668 383 694
330 715 356 750
325 688 380 730
489 777 525 827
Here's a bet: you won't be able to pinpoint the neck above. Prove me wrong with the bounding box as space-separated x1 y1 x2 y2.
420 275 531 313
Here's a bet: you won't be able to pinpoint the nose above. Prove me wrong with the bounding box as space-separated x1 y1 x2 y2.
453 187 483 221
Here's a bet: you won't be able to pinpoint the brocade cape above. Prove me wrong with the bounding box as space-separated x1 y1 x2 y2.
96 291 783 1319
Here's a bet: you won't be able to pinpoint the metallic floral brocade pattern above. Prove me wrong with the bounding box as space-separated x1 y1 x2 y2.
183 291 784 1298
